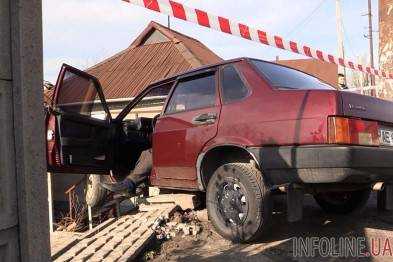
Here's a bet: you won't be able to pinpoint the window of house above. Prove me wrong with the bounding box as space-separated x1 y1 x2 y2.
221 65 249 103
166 73 216 114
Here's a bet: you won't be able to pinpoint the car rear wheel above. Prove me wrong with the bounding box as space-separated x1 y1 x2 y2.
314 188 371 214
84 174 107 208
206 163 272 243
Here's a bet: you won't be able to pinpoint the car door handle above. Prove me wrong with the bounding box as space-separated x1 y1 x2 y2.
192 113 217 125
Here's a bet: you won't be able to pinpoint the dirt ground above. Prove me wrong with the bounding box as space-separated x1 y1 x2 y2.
143 192 393 261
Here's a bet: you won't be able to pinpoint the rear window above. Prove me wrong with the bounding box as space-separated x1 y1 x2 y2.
251 59 334 90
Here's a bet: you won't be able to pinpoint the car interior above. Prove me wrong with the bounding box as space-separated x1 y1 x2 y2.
112 116 156 179
110 83 172 179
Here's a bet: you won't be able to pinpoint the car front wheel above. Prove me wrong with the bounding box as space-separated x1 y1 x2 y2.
84 174 107 208
206 162 272 243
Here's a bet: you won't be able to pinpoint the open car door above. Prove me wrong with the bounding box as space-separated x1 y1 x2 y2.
46 64 113 174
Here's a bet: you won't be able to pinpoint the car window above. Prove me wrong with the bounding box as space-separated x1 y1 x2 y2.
56 70 107 119
122 82 173 120
56 71 106 119
166 73 216 114
221 65 249 103
251 59 334 90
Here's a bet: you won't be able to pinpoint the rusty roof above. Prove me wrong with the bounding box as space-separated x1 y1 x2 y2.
45 22 339 103
44 88 54 105
86 21 222 99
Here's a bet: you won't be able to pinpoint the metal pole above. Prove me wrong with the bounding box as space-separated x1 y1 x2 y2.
367 0 376 87
88 205 93 230
47 172 54 233
336 0 347 84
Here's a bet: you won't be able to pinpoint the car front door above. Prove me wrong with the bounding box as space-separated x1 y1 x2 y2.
46 64 113 174
152 69 221 189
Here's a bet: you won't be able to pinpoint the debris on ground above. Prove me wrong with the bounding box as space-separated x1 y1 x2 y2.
55 189 87 232
140 209 207 261
195 209 209 222
54 180 142 233
53 188 207 260
153 210 204 240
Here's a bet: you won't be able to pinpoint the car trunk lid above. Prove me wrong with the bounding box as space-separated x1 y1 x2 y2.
340 91 393 124
340 91 393 146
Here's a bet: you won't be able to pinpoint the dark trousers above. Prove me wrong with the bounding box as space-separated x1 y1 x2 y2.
128 149 153 185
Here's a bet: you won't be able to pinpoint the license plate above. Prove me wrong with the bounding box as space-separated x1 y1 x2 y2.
379 126 393 146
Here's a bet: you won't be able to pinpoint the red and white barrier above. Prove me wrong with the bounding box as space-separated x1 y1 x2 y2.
122 0 393 80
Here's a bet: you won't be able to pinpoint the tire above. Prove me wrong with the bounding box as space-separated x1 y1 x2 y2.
314 188 371 214
84 174 107 208
206 162 272 243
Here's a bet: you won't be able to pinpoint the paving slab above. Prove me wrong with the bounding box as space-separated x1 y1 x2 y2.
146 193 198 210
51 205 176 261
50 231 83 259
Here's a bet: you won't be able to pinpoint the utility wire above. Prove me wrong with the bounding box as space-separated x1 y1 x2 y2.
285 0 328 38
341 22 359 63
341 17 366 85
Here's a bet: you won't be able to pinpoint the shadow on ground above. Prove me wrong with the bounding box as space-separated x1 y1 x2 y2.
151 193 393 262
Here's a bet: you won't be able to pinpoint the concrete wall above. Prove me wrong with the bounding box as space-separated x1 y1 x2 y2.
0 0 50 261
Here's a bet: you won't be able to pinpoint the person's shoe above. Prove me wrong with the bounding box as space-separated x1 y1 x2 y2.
100 179 136 195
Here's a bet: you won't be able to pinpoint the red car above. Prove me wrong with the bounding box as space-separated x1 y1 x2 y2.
46 58 393 242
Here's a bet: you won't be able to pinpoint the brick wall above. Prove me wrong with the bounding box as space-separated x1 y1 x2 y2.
379 0 393 72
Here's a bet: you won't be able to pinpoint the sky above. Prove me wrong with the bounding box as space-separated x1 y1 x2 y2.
43 0 379 83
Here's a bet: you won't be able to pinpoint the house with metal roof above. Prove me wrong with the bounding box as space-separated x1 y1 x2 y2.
45 21 338 115
87 21 222 100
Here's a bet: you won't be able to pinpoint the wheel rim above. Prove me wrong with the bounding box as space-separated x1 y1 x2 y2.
216 179 249 226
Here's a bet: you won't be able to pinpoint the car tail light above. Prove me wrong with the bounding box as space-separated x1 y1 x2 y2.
328 116 379 146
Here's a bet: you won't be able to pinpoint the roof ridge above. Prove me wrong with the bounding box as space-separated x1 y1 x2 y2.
80 21 222 100
149 21 206 45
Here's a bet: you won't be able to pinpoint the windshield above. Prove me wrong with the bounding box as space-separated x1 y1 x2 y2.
251 59 335 90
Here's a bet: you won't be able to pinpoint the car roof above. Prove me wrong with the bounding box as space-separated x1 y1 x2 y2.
148 57 248 87
148 56 335 89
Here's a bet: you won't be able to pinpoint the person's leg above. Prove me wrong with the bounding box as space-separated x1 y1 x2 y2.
127 148 153 185
101 149 153 194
